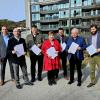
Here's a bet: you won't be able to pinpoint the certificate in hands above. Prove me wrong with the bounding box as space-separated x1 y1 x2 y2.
46 47 58 59
68 42 79 54
61 42 66 52
31 45 41 55
14 44 25 57
86 44 97 56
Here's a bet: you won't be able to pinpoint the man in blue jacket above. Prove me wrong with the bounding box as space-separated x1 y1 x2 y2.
66 28 87 86
87 24 100 87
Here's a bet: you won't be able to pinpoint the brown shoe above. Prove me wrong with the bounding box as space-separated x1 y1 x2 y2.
11 79 16 84
0 81 4 86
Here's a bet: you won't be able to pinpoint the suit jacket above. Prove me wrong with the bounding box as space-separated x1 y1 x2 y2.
66 36 87 60
26 33 44 55
0 33 12 59
55 34 68 54
55 33 68 44
88 31 100 56
7 37 27 64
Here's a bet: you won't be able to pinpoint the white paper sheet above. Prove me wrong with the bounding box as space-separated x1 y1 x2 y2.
61 42 66 52
86 44 97 56
46 47 58 59
68 42 79 54
14 44 25 57
31 45 41 55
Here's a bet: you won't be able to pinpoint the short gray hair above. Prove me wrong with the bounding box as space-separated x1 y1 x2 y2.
71 28 79 34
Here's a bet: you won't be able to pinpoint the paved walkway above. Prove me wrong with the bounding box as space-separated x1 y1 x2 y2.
0 57 100 100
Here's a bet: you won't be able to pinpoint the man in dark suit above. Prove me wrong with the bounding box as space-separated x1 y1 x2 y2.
7 28 33 89
55 28 69 79
0 26 14 86
26 25 44 82
87 24 100 87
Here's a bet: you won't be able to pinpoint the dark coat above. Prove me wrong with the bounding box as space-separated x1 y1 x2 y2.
7 37 27 64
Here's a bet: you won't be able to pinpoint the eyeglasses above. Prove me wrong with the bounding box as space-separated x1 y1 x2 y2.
13 31 19 32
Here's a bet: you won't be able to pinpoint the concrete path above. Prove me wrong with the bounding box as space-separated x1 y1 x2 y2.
0 57 100 100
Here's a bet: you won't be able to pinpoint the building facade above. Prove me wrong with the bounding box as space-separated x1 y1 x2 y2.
25 0 100 34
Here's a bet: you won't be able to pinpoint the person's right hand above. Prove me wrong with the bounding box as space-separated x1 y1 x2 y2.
12 50 16 54
0 58 4 63
97 48 100 53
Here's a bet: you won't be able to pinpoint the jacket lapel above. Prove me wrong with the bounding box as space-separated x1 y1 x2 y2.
1 34 7 48
97 32 100 48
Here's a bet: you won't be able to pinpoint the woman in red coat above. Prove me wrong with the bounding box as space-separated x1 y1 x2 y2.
42 31 61 86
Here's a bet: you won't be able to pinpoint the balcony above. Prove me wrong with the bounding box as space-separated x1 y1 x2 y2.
40 24 59 31
82 2 100 10
82 21 100 28
40 16 59 23
82 12 100 19
40 9 59 14
31 0 62 5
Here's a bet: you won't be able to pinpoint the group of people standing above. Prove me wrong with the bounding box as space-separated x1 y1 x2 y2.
0 24 100 89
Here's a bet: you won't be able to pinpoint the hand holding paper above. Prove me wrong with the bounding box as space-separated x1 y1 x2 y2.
31 45 41 55
68 42 79 54
61 42 66 52
86 44 97 56
14 44 25 57
46 47 58 59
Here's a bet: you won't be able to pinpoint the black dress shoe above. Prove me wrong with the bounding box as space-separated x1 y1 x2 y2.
87 83 95 88
52 80 57 85
48 80 53 86
16 84 22 89
68 81 74 84
77 82 81 86
31 79 36 82
25 82 33 85
38 77 42 81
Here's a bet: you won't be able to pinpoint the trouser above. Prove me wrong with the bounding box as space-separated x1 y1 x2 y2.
47 70 57 81
12 62 29 85
0 56 14 81
30 54 43 80
69 55 82 83
55 51 67 77
89 56 100 83
61 51 67 76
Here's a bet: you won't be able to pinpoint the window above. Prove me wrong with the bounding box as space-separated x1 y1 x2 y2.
96 0 100 3
83 0 92 6
71 19 80 25
32 14 40 21
31 5 40 12
59 10 69 18
71 9 81 17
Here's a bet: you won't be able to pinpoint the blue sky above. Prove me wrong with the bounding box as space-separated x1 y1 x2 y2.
0 0 25 22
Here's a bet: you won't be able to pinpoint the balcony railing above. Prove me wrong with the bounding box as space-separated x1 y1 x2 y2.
83 12 100 17
82 21 100 28
40 16 59 22
40 25 59 31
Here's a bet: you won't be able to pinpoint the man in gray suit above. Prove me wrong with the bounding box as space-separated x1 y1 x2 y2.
0 26 14 86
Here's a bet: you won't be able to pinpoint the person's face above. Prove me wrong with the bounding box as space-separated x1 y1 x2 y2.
90 27 97 35
48 34 54 41
31 27 38 35
58 30 64 36
1 26 8 35
13 28 20 38
71 30 78 38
